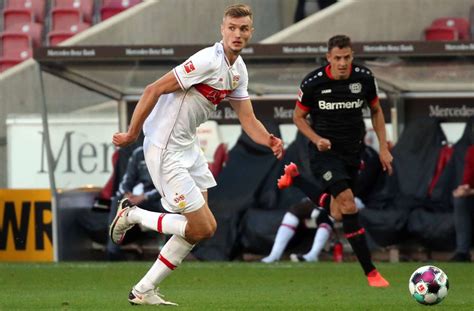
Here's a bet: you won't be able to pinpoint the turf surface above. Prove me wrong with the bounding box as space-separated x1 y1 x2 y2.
0 261 473 310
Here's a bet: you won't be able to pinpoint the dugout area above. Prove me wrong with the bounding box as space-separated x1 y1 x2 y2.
33 42 474 261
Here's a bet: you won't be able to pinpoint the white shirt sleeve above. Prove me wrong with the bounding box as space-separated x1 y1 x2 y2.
173 49 215 90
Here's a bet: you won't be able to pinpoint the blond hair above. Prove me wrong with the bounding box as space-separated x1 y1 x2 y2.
223 3 253 21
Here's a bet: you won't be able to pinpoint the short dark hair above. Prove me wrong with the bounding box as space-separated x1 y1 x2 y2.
327 35 352 51
223 4 253 21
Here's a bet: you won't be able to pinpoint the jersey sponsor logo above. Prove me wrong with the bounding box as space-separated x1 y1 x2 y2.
318 99 364 110
349 83 362 94
323 171 332 181
297 88 303 102
195 84 232 105
183 60 196 74
321 89 332 94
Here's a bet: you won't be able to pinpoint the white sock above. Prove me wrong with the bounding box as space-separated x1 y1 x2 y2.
266 212 299 261
128 207 187 237
135 235 194 293
304 224 331 261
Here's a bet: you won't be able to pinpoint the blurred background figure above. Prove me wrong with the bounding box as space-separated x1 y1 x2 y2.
107 146 165 260
262 137 383 263
294 0 337 23
451 141 474 262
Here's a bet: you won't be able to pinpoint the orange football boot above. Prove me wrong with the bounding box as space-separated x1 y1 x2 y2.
277 162 300 189
367 270 390 287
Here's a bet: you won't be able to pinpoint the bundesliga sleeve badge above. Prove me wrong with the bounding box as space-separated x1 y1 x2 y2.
183 60 196 74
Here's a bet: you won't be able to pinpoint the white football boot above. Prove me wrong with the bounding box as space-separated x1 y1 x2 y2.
109 198 135 245
128 287 178 306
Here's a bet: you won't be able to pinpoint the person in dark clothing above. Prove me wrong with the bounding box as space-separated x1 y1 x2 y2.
106 146 165 260
451 145 474 262
294 0 337 23
292 34 392 287
262 142 382 263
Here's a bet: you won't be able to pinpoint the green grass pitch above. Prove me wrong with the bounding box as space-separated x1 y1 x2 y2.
1 261 473 310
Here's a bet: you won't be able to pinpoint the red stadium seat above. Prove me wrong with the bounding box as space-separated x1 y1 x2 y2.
54 0 94 23
1 32 32 58
430 17 470 40
3 8 35 30
208 143 229 178
48 22 90 46
0 48 32 72
5 0 46 23
424 26 459 41
100 0 142 21
51 8 90 31
2 23 43 47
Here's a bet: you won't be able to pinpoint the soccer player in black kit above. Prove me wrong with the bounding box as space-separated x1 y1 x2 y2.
293 35 393 287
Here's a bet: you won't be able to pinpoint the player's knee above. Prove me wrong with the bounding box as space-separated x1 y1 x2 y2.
340 199 357 214
186 222 216 242
196 226 216 241
205 218 217 239
334 191 357 215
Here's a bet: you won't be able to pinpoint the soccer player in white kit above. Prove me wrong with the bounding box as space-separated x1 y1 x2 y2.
110 4 283 306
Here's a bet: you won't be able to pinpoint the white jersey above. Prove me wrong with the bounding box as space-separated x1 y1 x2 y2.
143 42 249 150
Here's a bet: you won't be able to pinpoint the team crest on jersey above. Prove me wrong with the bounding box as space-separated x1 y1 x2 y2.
297 88 303 101
232 75 240 88
349 83 362 94
174 193 187 209
323 171 332 181
183 60 196 74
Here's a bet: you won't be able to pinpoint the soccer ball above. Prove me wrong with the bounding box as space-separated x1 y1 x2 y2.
408 265 449 305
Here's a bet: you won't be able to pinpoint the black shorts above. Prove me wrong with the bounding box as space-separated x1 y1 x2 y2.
309 149 359 197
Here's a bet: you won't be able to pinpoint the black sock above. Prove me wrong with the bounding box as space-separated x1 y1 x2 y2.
293 175 323 205
342 213 375 275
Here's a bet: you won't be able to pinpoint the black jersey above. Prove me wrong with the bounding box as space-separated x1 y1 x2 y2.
297 63 379 164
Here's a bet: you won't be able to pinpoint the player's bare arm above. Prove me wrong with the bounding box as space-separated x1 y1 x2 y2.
370 100 393 175
229 98 283 159
112 71 181 147
293 105 331 151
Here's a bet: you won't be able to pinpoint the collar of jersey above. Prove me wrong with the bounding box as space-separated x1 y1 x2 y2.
219 41 234 68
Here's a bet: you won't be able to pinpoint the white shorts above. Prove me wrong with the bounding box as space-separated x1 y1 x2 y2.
143 137 217 214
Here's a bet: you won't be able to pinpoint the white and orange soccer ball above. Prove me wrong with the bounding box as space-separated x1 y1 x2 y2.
408 265 449 305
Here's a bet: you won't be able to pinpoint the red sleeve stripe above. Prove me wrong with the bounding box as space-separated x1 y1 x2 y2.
158 254 177 270
369 96 379 107
296 100 311 112
173 68 185 90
